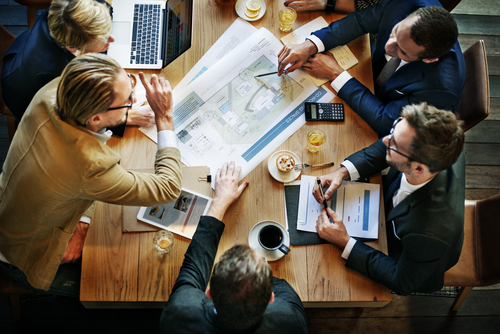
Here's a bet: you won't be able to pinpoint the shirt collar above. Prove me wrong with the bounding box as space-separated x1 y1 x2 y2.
91 128 113 144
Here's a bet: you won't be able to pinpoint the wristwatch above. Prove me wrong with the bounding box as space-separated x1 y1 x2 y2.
326 0 336 11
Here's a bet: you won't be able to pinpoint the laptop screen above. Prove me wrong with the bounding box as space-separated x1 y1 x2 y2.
163 0 193 66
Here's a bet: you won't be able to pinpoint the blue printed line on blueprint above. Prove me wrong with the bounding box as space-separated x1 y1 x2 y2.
241 87 328 162
363 190 370 231
188 66 209 85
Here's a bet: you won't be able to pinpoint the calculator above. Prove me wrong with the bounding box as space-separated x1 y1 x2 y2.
305 102 345 122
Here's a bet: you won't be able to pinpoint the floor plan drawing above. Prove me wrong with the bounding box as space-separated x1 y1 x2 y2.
177 55 304 147
140 27 334 183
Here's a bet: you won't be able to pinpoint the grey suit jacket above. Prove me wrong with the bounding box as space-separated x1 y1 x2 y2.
345 139 465 295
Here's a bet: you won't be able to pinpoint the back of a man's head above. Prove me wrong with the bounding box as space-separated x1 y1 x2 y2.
48 0 112 51
403 102 464 173
56 53 121 126
409 6 458 59
210 245 273 331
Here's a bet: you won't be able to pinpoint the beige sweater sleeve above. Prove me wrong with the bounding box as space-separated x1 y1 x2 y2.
82 146 183 207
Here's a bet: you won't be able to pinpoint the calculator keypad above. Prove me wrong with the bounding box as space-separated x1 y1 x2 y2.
317 103 344 121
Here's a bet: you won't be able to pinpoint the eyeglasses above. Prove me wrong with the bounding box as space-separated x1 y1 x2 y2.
386 117 422 163
107 74 134 111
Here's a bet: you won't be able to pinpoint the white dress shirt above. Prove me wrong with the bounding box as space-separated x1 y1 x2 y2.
339 161 432 260
306 36 408 92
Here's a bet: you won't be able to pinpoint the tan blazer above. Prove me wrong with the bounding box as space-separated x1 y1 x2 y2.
0 78 182 291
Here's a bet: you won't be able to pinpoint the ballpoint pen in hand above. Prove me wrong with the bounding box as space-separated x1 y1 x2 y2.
316 178 333 223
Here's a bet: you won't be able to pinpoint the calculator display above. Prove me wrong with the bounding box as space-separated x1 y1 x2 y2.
310 104 317 119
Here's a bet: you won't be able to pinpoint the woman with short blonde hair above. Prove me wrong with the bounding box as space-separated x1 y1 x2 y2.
48 0 112 53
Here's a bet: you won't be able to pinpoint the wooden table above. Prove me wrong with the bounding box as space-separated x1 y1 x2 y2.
80 0 392 308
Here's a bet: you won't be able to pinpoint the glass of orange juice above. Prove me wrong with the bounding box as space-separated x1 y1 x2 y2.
307 129 327 153
154 230 174 254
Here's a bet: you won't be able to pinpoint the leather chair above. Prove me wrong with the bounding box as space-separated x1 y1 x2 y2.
0 269 35 320
0 24 17 142
14 0 51 28
444 193 500 311
438 0 462 12
456 40 490 132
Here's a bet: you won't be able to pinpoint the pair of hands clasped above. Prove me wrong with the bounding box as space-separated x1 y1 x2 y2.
277 41 344 82
313 166 351 251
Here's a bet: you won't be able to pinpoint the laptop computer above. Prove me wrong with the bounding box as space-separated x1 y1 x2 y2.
107 0 193 69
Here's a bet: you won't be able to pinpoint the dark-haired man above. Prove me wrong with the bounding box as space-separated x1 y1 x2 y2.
278 0 466 137
313 103 465 296
161 162 308 334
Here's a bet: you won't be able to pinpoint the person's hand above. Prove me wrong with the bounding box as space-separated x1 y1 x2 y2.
126 105 155 128
284 0 327 12
207 162 249 221
313 166 350 203
302 52 345 81
61 222 89 264
138 72 174 132
316 207 350 250
284 0 354 13
278 41 318 76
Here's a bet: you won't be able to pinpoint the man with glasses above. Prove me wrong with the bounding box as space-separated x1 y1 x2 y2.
312 103 465 295
0 53 182 297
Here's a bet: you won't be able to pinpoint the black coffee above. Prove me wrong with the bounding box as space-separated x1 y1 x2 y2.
259 225 283 249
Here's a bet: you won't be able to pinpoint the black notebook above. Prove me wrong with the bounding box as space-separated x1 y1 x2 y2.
285 184 328 246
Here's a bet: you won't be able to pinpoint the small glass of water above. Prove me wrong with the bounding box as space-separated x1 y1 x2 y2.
153 230 174 254
278 7 297 32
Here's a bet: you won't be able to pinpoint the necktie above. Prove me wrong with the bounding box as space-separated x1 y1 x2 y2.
375 57 401 93
384 173 402 211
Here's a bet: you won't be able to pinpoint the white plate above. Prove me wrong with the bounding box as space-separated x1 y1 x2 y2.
235 0 266 22
267 150 301 183
248 220 290 262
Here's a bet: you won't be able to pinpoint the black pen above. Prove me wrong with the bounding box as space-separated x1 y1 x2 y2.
254 71 278 78
317 178 334 223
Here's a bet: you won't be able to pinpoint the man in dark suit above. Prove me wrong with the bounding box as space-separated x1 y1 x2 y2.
313 103 465 295
161 162 308 334
278 0 466 137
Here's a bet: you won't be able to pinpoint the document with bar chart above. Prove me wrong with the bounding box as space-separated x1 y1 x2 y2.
297 176 380 239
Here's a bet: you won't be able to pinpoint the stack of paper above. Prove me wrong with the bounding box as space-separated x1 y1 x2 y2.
140 18 335 186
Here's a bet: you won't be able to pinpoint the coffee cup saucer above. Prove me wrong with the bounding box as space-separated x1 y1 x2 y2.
248 220 290 262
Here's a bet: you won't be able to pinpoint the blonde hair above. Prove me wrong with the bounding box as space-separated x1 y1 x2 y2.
56 53 121 126
48 0 112 52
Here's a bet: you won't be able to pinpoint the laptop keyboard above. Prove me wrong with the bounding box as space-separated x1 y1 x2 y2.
130 4 161 65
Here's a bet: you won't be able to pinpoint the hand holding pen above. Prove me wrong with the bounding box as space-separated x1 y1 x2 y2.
316 178 333 223
314 177 351 250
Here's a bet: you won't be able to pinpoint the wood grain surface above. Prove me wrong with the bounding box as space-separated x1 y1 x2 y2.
80 0 391 308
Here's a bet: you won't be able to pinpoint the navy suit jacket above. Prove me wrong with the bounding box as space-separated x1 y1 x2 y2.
312 0 466 137
344 139 465 295
1 4 125 136
160 216 308 334
2 9 73 122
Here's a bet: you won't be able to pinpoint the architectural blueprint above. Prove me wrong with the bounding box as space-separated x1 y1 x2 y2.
141 26 334 182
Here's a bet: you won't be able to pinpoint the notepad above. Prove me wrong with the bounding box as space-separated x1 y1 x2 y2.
281 16 358 87
296 175 380 239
